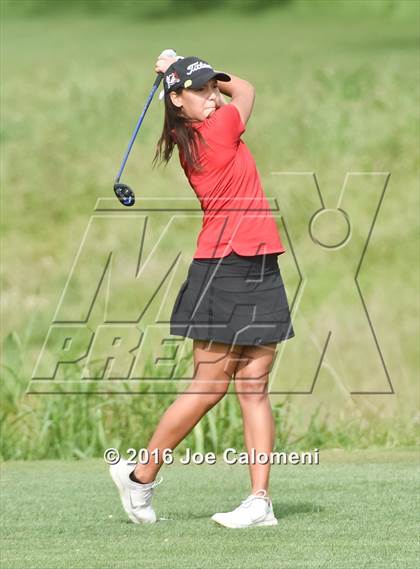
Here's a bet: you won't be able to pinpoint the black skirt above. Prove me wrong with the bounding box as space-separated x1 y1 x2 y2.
170 251 295 346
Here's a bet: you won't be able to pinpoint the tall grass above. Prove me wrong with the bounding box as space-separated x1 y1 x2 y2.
1 328 418 460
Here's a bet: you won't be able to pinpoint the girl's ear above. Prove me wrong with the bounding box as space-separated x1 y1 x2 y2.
169 90 183 108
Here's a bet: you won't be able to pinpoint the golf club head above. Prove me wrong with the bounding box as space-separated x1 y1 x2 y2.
113 183 135 207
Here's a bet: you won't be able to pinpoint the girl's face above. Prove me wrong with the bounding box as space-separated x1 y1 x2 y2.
169 78 220 122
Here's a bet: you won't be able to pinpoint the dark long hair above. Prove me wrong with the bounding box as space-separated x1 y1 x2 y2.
153 91 208 172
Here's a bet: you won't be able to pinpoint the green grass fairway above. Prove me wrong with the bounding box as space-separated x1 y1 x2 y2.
1 449 418 568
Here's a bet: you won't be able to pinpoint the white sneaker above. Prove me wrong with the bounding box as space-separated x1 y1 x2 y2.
211 489 278 529
109 459 162 524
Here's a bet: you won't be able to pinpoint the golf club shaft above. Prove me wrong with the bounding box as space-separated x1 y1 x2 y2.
115 73 163 184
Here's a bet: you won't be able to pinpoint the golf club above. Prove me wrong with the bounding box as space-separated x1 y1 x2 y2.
113 48 177 207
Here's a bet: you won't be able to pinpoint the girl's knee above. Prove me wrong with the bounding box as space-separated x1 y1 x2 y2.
234 378 269 404
206 389 228 407
188 379 230 407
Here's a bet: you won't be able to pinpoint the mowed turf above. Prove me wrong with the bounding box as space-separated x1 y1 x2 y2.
1 449 418 569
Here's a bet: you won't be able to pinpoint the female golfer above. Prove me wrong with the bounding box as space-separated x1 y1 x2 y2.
110 53 295 529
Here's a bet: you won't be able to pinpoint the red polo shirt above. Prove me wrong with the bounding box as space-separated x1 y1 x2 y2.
178 103 286 259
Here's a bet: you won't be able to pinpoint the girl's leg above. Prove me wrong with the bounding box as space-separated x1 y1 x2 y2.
134 339 243 483
232 343 277 494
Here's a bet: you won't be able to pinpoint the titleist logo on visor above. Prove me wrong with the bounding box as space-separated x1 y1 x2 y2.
186 62 213 75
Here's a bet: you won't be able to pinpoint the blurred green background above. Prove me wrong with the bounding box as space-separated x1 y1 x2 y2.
1 0 419 459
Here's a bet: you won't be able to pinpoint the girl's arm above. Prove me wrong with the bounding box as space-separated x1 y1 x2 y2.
216 74 255 125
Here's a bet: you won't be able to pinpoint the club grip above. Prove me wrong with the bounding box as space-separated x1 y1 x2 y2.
153 73 164 89
153 48 177 88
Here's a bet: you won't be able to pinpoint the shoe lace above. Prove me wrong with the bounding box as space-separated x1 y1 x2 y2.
132 476 163 507
238 489 270 509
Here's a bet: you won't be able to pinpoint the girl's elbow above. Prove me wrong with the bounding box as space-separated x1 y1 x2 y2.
246 80 255 94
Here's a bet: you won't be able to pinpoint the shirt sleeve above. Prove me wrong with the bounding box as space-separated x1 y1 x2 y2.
204 103 246 146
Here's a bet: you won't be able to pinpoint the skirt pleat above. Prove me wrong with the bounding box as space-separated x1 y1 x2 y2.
170 251 295 346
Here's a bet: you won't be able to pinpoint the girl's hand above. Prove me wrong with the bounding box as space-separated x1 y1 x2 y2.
215 90 227 108
155 54 178 75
